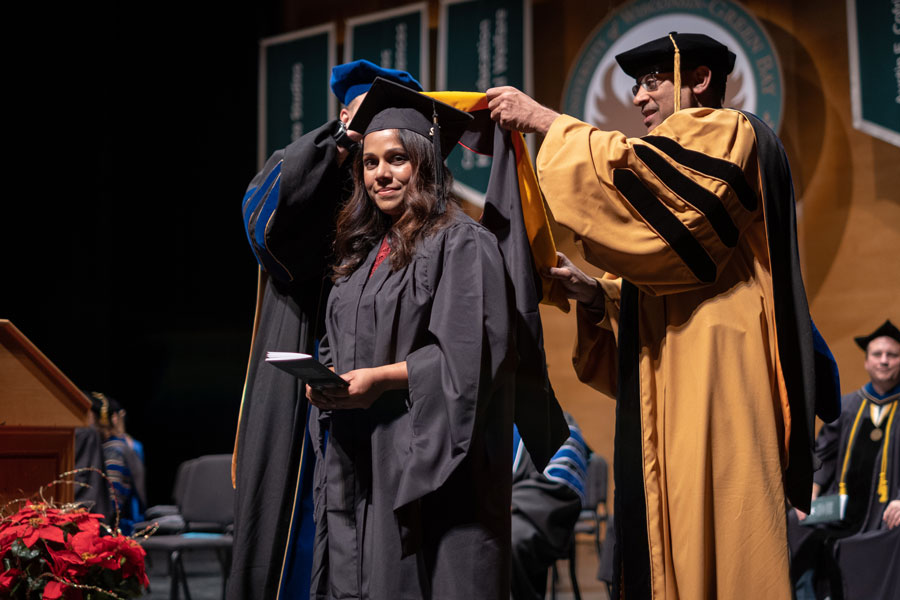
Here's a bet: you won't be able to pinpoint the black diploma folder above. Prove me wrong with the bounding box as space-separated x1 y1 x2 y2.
801 494 846 526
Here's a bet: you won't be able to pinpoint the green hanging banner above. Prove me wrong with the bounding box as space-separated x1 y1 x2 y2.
846 0 900 147
345 3 430 89
438 0 530 205
258 24 336 167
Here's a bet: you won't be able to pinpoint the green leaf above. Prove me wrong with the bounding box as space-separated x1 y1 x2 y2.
10 539 40 561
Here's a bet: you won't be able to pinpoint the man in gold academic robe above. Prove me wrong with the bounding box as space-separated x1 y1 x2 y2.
486 33 839 599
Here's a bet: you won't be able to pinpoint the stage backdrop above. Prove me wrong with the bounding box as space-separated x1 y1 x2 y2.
248 0 900 509
530 0 900 472
8 0 896 510
258 24 336 166
437 0 531 205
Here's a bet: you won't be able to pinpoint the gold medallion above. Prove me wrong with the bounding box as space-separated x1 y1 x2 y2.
870 428 884 442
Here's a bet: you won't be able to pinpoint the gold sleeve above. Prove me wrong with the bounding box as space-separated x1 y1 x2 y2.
572 275 621 396
537 108 762 296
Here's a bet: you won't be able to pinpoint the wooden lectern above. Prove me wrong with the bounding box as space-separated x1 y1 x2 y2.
0 320 90 508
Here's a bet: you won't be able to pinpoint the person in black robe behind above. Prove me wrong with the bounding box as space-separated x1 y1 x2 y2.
229 61 422 600
789 319 900 599
510 413 588 600
306 79 517 599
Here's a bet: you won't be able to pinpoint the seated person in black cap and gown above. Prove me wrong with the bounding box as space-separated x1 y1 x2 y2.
791 319 900 599
814 319 900 534
486 32 840 599
229 60 422 600
306 78 516 600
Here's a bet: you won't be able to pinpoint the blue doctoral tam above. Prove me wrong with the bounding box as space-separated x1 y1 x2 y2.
330 59 423 105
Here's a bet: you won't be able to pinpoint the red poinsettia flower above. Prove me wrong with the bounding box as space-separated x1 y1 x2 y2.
49 546 88 579
0 567 22 589
109 536 149 586
0 523 19 549
0 518 65 548
12 503 65 526
3 487 149 599
42 579 69 600
67 509 104 536
69 531 120 571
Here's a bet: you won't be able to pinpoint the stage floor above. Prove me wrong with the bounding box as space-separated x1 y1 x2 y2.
142 536 610 599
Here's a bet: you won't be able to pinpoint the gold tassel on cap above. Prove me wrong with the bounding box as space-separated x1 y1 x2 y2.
669 33 681 112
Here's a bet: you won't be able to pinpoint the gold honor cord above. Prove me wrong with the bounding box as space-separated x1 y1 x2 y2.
669 34 682 113
838 399 869 496
878 402 897 502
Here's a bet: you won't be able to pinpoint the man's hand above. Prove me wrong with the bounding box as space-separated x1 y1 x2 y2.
486 86 560 135
795 482 819 522
883 499 900 529
336 129 363 167
545 252 601 305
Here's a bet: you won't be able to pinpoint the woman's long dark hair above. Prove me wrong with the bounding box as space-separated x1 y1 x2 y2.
332 128 457 279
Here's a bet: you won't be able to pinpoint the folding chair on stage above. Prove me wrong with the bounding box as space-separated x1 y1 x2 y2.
140 454 234 600
551 454 609 600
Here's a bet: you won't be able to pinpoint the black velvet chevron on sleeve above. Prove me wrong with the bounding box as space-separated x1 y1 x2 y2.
612 168 717 283
633 144 739 247
642 135 758 211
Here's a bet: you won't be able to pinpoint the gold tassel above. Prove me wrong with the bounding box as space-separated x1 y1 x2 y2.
877 401 896 503
669 33 681 112
838 400 869 500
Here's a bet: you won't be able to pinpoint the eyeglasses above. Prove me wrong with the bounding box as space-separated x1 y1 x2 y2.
631 72 665 96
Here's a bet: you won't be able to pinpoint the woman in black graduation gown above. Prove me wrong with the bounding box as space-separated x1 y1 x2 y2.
306 79 517 599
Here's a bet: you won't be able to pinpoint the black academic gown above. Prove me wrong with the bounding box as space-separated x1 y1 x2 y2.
310 211 517 600
815 389 900 533
510 421 584 600
229 120 351 600
788 388 900 598
74 426 114 521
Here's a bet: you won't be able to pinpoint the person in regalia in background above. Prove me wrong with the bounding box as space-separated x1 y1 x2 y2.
791 319 900 599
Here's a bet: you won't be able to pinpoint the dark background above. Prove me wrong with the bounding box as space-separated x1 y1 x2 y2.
4 2 283 505
3 0 460 507
2 0 644 509
2 0 645 507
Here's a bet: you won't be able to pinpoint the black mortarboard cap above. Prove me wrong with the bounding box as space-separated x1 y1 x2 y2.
349 77 473 159
615 32 736 79
854 319 900 351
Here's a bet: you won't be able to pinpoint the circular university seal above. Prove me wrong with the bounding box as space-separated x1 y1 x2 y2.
563 0 784 139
